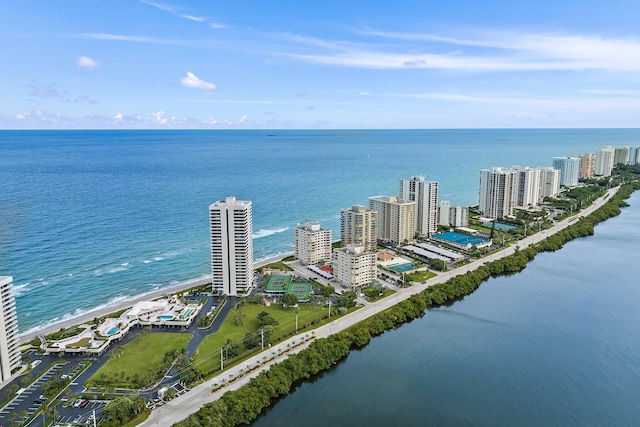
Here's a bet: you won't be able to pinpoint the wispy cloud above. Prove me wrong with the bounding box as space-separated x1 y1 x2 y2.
180 72 216 90
76 55 100 70
282 29 640 72
138 0 229 28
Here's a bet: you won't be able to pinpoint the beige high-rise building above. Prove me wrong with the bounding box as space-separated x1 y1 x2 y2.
340 205 377 252
579 153 595 178
333 245 377 290
0 276 20 384
399 175 438 236
209 197 254 296
369 196 416 245
294 222 332 265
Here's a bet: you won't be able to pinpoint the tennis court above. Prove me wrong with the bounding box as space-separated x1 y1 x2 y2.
390 263 416 273
433 231 489 247
286 281 312 302
265 274 291 293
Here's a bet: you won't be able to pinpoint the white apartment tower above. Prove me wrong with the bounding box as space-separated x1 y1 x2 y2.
369 196 416 245
629 146 640 165
552 157 580 187
513 167 542 207
449 206 469 227
340 205 377 252
595 146 615 176
438 200 451 226
333 245 377 290
478 168 518 219
209 197 254 296
579 153 595 178
538 167 561 198
294 222 332 266
0 276 20 384
399 175 438 235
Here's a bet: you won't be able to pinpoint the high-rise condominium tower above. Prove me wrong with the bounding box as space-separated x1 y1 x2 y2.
294 222 332 265
209 197 254 296
552 157 580 187
0 276 20 384
369 196 416 245
340 205 377 252
399 175 438 236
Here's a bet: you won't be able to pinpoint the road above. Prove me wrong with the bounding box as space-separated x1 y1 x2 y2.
143 187 619 426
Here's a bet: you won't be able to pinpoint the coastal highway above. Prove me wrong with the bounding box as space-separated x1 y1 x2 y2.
143 187 620 426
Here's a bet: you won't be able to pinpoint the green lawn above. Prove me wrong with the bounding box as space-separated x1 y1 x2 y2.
405 269 437 283
261 261 293 271
88 332 191 388
193 302 331 375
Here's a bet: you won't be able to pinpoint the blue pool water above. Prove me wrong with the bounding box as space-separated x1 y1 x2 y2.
107 327 120 336
159 315 174 320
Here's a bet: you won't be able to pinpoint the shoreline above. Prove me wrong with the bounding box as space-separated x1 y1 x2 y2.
18 253 292 344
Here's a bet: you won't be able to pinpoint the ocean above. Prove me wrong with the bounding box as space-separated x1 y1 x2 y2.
252 191 640 427
1 129 639 334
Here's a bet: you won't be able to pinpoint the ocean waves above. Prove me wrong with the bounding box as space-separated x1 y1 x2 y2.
252 227 289 239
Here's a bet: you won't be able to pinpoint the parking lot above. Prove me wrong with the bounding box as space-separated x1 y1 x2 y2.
55 400 108 426
0 362 67 425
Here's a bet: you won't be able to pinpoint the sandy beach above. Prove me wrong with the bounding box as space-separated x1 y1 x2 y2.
18 253 292 344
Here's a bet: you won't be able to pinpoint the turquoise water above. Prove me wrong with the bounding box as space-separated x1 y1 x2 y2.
158 315 174 320
253 192 640 426
106 327 120 336
2 129 640 333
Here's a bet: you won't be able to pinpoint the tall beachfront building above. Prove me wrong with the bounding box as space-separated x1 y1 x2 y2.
294 222 331 266
333 245 377 290
438 200 468 227
629 146 640 166
369 196 416 245
0 276 20 384
209 197 254 296
614 147 630 166
579 153 595 178
595 146 615 176
479 167 518 219
552 157 580 187
399 175 438 236
513 167 542 207
340 205 377 252
538 167 561 198
438 200 451 226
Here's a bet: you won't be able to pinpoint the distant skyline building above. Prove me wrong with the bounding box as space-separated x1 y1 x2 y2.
209 197 254 296
614 146 630 166
629 146 640 166
552 157 580 187
294 222 332 266
0 276 20 384
595 146 615 176
340 205 377 252
438 200 468 227
369 195 416 244
579 153 595 178
333 245 377 290
538 167 561 198
399 175 438 235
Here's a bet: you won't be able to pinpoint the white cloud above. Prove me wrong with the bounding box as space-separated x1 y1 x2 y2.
180 72 216 90
282 29 640 72
152 111 167 124
113 112 123 122
181 14 206 22
77 56 100 69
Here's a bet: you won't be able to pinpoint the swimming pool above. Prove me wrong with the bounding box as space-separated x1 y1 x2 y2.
107 327 120 336
158 315 174 320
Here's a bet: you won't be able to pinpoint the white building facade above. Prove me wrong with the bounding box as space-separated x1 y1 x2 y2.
595 146 616 176
552 157 580 187
0 276 20 384
538 167 561 198
209 197 254 296
369 196 416 245
333 245 377 289
479 167 518 219
629 146 640 165
614 147 630 166
438 200 451 226
294 222 332 265
449 205 469 227
399 175 438 236
340 205 378 252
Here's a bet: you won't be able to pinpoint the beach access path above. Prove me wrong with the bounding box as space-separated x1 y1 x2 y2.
142 187 620 426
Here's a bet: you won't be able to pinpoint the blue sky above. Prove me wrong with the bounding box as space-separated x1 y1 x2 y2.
2 0 640 129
